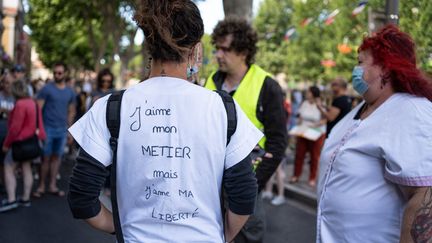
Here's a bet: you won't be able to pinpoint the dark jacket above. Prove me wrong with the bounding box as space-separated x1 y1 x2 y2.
209 70 288 191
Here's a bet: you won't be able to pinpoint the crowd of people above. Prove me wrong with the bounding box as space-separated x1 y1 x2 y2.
1 0 432 242
0 63 116 212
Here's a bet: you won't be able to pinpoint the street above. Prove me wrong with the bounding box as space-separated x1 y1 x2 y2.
0 159 316 243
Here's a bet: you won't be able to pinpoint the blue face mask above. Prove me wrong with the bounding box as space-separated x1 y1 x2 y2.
352 66 369 95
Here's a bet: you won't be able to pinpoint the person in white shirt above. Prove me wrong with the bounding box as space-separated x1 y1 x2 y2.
317 25 432 242
67 1 262 242
290 86 326 187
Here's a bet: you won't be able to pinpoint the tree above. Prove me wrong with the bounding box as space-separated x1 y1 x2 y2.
27 0 95 70
223 0 254 20
399 0 432 73
254 0 293 74
27 0 144 85
254 0 382 83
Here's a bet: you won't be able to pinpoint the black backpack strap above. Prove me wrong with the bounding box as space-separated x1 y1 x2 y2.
215 90 237 145
106 90 125 243
215 90 238 239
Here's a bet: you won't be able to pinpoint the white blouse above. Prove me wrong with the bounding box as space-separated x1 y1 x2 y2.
317 93 432 242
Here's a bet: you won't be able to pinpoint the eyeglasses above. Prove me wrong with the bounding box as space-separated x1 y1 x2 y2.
54 72 64 75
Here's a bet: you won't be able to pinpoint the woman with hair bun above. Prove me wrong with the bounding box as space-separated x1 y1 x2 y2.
67 1 261 242
317 25 432 242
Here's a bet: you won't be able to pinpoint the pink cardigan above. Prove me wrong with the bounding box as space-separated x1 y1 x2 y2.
3 98 46 148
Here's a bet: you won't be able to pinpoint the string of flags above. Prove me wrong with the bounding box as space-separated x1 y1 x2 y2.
283 1 368 41
280 1 368 69
352 1 368 16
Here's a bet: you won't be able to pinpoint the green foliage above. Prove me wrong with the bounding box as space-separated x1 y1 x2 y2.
27 0 139 73
399 0 432 73
27 0 95 69
200 34 218 82
253 0 432 84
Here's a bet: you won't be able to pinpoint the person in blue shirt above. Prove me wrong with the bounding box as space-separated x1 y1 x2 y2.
33 62 76 198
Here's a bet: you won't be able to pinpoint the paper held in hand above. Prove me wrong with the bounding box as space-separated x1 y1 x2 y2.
289 125 324 141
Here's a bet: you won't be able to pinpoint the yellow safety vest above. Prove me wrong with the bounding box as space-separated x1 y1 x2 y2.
205 64 271 148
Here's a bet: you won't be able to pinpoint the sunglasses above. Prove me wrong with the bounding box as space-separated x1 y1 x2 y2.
54 72 64 75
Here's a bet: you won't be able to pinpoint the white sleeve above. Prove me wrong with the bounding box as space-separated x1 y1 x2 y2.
224 101 263 169
383 100 432 186
69 95 113 166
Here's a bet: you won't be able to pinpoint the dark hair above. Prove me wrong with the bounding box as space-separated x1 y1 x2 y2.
309 86 320 98
359 24 432 101
96 68 114 90
11 80 29 99
53 62 68 72
332 77 348 89
212 16 258 66
134 0 204 63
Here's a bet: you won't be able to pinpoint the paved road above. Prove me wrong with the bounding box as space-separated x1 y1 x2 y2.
0 159 316 243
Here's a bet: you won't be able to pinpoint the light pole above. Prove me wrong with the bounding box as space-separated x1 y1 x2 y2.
386 0 399 25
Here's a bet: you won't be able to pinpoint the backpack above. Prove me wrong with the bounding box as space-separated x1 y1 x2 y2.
106 89 237 243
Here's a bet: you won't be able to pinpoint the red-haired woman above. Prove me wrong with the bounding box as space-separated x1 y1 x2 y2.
317 25 432 242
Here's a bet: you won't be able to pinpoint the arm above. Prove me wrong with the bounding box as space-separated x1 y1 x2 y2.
223 155 257 242
68 102 76 127
68 149 112 233
86 203 115 233
317 104 340 122
255 78 288 191
400 186 432 243
225 210 249 242
37 99 45 110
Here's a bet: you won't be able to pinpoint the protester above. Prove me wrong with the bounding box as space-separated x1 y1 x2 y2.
0 73 15 163
91 68 115 104
316 77 352 137
0 73 15 193
11 64 34 97
290 86 325 187
67 1 261 242
0 81 46 212
262 163 286 206
205 16 288 242
317 25 432 242
33 62 75 198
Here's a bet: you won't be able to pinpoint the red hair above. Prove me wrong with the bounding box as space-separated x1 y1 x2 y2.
359 24 432 101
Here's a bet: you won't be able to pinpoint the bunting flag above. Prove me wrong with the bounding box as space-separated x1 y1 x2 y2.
325 9 340 25
317 10 329 23
352 1 368 16
300 17 314 27
284 27 297 41
321 59 336 68
337 44 352 54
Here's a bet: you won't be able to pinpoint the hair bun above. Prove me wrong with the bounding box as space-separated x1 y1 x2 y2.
133 0 203 62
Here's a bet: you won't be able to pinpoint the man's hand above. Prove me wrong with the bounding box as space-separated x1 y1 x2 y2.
67 133 74 145
251 146 272 171
2 146 8 153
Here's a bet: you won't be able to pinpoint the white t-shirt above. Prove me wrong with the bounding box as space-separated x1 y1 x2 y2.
298 101 325 135
69 77 263 243
317 93 432 242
